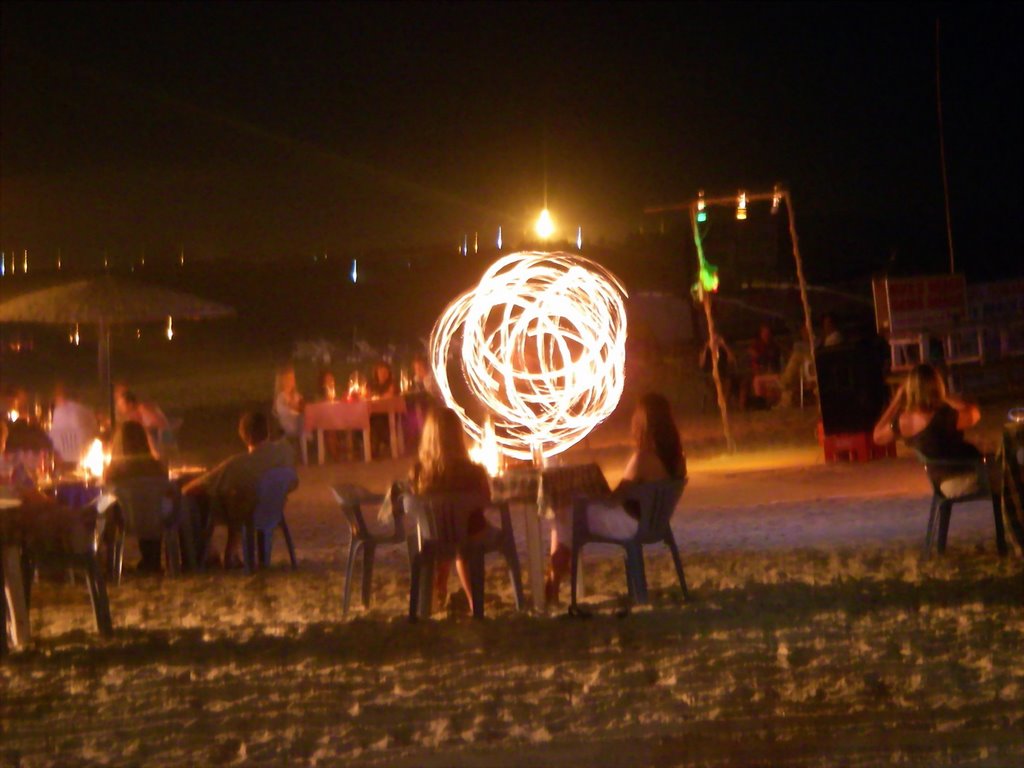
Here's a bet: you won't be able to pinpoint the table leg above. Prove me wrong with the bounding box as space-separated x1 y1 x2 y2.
361 424 372 463
389 414 400 459
523 506 546 612
395 413 405 457
317 429 325 466
2 544 29 649
300 431 309 466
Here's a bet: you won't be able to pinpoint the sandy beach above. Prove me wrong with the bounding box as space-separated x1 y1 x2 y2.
3 415 1022 767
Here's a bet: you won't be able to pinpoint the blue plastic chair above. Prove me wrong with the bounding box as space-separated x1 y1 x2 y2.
242 465 299 573
570 478 687 610
333 483 408 614
404 491 524 620
915 453 1007 558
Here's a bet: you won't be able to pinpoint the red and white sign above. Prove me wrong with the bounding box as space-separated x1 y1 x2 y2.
873 274 967 334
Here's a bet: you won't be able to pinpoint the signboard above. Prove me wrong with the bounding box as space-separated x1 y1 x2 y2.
873 274 967 335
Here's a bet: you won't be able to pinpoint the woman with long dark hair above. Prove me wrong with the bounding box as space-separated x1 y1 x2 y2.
106 420 170 572
546 392 686 602
410 407 495 612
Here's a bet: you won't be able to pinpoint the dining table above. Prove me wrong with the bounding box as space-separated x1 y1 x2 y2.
300 396 407 465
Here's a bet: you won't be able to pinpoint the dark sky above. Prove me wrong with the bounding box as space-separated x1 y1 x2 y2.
1 2 1021 278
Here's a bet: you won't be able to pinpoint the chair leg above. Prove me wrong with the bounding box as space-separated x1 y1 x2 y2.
85 556 113 637
409 550 434 621
623 552 637 602
991 493 1008 556
164 529 181 576
179 519 198 572
626 544 649 605
114 527 126 585
242 526 257 574
343 540 361 615
924 495 940 556
20 551 34 613
500 532 525 611
468 546 485 619
408 552 421 621
570 544 582 609
361 542 376 610
259 530 273 567
1 551 6 657
280 521 297 569
665 534 690 601
937 501 953 555
1 550 7 657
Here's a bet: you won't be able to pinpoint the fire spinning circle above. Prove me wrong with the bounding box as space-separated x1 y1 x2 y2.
430 251 628 461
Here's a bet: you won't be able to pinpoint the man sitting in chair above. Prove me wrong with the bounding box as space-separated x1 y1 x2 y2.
182 411 295 568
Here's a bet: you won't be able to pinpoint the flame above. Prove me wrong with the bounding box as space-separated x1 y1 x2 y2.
82 438 108 478
470 417 503 477
430 251 627 462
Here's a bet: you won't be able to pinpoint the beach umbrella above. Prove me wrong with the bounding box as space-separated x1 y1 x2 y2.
0 275 234 422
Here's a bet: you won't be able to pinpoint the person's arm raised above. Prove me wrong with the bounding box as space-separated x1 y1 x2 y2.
946 395 981 431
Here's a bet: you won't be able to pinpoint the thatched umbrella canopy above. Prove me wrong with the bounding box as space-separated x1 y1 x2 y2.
0 275 234 422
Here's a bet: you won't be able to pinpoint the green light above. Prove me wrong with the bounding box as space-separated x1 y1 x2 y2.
700 261 719 292
696 210 707 223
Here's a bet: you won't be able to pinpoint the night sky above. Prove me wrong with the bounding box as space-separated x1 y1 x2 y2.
2 2 1021 280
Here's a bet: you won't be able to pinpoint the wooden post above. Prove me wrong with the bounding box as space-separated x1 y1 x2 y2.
98 321 114 429
689 206 735 452
783 192 822 426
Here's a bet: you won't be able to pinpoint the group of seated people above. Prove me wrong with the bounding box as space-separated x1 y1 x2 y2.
6 357 997 632
700 314 844 410
272 355 440 460
1 382 170 469
407 393 687 612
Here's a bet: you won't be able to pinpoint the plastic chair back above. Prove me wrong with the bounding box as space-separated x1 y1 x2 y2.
403 491 485 553
252 465 299 530
110 476 174 540
50 429 86 464
620 477 687 543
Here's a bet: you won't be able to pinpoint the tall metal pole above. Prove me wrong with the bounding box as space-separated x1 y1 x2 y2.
783 192 822 426
935 18 956 275
689 205 735 452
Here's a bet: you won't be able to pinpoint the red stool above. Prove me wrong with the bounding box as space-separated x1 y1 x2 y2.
817 422 894 463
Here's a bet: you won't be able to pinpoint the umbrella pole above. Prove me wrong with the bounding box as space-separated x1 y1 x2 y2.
98 321 114 431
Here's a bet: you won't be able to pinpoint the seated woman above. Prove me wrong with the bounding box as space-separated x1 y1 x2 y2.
546 393 687 603
366 360 396 398
105 420 171 572
317 369 343 461
273 363 304 440
409 407 497 613
873 363 985 494
367 360 397 457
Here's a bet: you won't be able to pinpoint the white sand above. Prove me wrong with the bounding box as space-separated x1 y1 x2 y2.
3 446 1023 767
